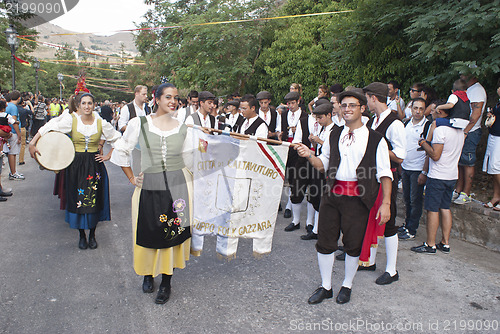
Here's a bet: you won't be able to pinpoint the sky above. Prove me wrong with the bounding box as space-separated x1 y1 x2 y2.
50 0 153 36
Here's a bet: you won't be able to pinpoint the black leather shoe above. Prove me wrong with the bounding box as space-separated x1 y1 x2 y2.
284 222 300 232
0 196 7 202
375 271 399 285
357 264 376 271
336 286 351 304
335 251 345 261
283 209 292 218
278 203 283 212
0 190 13 197
301 232 318 240
78 237 88 250
308 287 333 304
155 286 171 304
143 276 154 293
88 236 98 249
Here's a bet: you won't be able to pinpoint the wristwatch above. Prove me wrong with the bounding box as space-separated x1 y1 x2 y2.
421 171 428 176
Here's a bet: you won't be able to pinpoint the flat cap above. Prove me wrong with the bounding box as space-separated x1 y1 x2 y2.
256 91 272 100
312 102 333 115
362 82 388 100
315 97 330 107
226 99 240 108
199 91 216 100
284 91 300 101
338 88 367 105
329 83 344 94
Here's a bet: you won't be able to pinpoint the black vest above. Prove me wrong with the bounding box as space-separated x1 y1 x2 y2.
127 102 151 120
450 93 471 121
232 114 246 133
281 109 307 142
260 107 278 134
366 112 401 169
298 116 312 148
244 117 267 135
192 112 216 128
326 126 384 209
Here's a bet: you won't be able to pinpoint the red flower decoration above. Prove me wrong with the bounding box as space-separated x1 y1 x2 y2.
87 175 93 180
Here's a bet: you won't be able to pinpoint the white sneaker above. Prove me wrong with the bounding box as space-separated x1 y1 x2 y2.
454 192 470 205
9 172 25 180
452 190 460 201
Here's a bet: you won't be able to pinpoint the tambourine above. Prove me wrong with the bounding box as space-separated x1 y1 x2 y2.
35 131 75 172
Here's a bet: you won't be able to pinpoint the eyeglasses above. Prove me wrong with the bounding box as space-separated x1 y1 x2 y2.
340 103 361 110
409 88 421 93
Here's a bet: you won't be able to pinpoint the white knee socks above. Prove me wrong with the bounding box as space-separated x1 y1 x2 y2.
306 202 315 226
317 252 335 290
385 235 398 276
312 210 319 234
291 202 302 225
342 254 359 289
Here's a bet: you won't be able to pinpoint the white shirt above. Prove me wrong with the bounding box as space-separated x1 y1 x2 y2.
239 115 268 139
428 126 464 180
370 108 407 160
387 97 405 113
226 113 241 129
258 108 281 133
466 82 487 133
332 114 345 127
287 108 302 138
401 117 428 171
185 111 212 128
316 122 335 156
0 111 15 125
110 115 193 170
318 125 393 182
292 114 321 145
175 105 197 123
38 111 121 144
118 101 147 131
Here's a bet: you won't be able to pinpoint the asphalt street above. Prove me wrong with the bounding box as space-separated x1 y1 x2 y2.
1 151 499 334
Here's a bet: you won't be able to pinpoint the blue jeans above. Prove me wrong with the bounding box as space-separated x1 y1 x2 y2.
401 169 424 235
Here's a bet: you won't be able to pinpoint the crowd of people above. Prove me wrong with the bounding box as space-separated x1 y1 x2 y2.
0 75 499 305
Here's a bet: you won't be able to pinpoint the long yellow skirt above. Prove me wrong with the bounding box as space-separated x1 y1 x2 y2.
131 168 193 277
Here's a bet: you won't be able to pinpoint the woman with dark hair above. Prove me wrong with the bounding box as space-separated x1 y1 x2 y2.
29 93 122 249
483 79 500 211
110 83 193 305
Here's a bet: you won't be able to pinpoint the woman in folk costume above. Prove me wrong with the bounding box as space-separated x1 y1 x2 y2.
110 83 194 304
29 93 121 250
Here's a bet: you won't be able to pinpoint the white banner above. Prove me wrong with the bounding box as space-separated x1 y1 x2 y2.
190 129 289 258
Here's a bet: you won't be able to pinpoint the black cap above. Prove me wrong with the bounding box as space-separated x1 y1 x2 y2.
315 97 330 107
338 88 367 105
256 91 272 100
329 83 343 94
284 91 300 101
313 102 333 115
199 91 216 100
227 99 240 108
362 82 388 100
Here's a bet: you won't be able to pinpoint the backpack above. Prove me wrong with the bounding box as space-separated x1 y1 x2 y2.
34 103 47 120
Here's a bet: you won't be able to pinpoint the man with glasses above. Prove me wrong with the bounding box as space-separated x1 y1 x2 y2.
363 82 406 285
403 83 426 120
295 90 392 304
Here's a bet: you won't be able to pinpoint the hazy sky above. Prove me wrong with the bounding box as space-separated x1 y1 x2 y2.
50 0 153 35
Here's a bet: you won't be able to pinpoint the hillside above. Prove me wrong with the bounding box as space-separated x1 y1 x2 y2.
31 22 138 60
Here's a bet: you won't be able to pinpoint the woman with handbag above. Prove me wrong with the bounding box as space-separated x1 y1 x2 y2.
110 83 193 305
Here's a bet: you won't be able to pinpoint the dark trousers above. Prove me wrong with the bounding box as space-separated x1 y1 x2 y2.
401 169 424 235
316 192 370 257
384 171 399 237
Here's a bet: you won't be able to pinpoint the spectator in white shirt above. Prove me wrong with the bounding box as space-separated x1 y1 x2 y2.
118 85 149 132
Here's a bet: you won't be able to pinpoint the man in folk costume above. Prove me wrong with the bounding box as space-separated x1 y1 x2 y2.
280 91 308 221
175 90 199 123
118 85 150 133
185 91 216 129
256 91 281 139
301 102 335 240
224 99 244 132
295 90 393 304
363 82 407 285
286 98 323 234
236 95 268 138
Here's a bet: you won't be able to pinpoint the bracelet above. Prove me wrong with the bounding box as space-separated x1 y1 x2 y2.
421 171 428 176
128 175 134 181
308 153 312 159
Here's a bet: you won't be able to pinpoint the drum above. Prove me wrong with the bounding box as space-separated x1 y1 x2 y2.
36 131 75 171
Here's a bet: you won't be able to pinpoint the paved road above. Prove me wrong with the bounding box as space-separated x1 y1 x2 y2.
1 152 499 334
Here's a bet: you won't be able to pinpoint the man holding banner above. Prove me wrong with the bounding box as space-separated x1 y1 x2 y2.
295 89 392 305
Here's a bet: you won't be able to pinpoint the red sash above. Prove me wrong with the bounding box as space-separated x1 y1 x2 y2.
332 180 360 196
359 186 385 266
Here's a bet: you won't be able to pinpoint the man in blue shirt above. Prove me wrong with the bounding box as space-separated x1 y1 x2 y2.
5 90 24 180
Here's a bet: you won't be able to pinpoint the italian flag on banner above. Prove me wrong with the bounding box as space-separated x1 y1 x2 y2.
189 127 289 259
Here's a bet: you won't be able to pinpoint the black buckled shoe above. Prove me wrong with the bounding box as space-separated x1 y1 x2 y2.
283 209 292 218
284 222 300 232
375 271 399 285
0 190 13 197
0 197 7 202
88 236 98 249
143 276 154 293
78 237 88 250
308 287 333 304
155 286 171 304
336 286 351 304
357 264 376 271
301 232 318 240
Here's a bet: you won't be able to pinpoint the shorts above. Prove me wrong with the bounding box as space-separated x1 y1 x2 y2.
424 177 456 212
483 134 500 175
7 132 20 155
459 128 481 167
